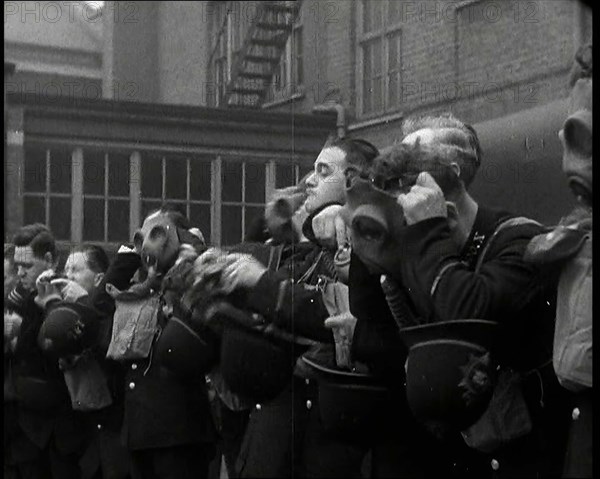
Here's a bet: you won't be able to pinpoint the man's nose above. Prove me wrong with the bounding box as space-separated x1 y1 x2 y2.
16 266 26 277
305 172 317 188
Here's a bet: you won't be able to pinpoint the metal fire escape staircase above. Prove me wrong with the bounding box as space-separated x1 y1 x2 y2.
224 1 301 108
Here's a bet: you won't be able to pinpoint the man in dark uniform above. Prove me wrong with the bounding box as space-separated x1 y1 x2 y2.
312 116 571 477
5 224 88 479
213 138 379 478
91 206 216 479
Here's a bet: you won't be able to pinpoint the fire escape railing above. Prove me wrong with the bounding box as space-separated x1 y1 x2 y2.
208 1 301 109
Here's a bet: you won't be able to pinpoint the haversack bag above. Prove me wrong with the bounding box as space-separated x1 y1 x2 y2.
105 284 160 361
62 352 113 412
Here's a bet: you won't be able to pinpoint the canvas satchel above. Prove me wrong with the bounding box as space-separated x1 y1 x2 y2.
105 284 161 361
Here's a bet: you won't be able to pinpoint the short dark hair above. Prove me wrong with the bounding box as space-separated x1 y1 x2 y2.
70 243 109 274
325 137 380 174
146 204 191 230
370 142 464 199
402 113 481 187
569 43 592 87
12 223 56 260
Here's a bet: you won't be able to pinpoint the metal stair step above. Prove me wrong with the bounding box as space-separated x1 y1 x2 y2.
245 55 280 64
256 22 294 31
238 71 273 80
263 3 298 14
229 87 264 95
250 37 288 47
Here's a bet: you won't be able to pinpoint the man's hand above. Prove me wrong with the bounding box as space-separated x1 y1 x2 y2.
219 253 268 294
397 172 447 225
312 204 350 249
51 279 89 303
4 311 23 340
193 248 234 288
34 269 63 308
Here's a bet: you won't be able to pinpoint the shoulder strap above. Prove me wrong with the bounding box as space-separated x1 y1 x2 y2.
474 216 542 273
267 244 285 272
297 250 324 285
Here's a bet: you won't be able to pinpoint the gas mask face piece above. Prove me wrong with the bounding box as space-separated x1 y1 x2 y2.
561 77 592 206
343 172 407 276
133 212 181 274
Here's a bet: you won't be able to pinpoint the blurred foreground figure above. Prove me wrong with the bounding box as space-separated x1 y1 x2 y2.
5 224 87 479
526 43 593 479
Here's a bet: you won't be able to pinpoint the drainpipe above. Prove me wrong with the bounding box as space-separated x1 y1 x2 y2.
312 102 346 139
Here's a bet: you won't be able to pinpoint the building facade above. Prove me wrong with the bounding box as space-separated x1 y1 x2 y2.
4 0 593 250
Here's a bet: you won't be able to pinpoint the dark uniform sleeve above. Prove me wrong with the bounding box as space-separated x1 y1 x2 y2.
246 247 333 342
397 217 545 323
348 253 407 378
91 250 141 317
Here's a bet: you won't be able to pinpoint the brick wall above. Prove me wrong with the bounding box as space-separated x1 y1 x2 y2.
267 0 590 150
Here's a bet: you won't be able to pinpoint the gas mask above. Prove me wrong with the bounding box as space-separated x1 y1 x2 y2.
342 170 407 276
561 76 592 207
133 212 205 274
342 145 460 277
265 183 308 244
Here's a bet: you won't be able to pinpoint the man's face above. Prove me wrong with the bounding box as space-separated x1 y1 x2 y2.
304 147 348 214
64 252 101 294
13 246 52 291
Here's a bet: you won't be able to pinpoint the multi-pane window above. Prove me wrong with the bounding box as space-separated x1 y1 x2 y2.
82 150 130 243
23 146 72 240
359 0 402 116
21 145 313 248
269 24 304 101
140 154 213 244
221 159 266 245
275 162 313 189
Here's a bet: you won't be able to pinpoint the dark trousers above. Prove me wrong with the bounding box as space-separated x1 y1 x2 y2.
208 395 251 479
236 375 369 478
129 443 213 479
4 436 82 479
5 402 82 479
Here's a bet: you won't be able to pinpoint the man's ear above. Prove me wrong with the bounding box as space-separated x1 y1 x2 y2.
446 201 459 230
450 162 461 178
43 252 55 268
94 272 105 288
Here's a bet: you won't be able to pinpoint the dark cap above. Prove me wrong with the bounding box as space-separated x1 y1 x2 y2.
38 302 100 357
399 319 499 430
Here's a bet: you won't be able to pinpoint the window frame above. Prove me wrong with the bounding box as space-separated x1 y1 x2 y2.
22 146 72 241
357 0 403 119
21 141 316 248
268 22 304 102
